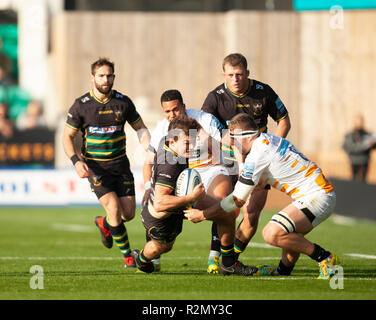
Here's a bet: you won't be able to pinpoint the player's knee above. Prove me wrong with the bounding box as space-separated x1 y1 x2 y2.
159 242 174 254
125 209 135 221
262 223 281 247
104 202 122 222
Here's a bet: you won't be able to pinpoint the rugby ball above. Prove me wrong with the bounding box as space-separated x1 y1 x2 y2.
175 168 202 197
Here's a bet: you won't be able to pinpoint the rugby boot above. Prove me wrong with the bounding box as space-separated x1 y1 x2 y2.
131 249 154 273
207 255 220 274
219 260 258 276
317 253 340 279
94 216 113 249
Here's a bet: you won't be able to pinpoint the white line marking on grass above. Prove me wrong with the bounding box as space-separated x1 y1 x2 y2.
345 253 376 260
0 256 120 261
248 277 376 281
248 242 276 249
184 241 276 249
51 223 93 233
331 214 356 226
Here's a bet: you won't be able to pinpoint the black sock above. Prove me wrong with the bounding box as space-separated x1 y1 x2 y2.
234 237 248 259
309 243 331 262
103 216 110 230
220 244 235 267
139 249 152 264
210 222 221 252
276 260 295 276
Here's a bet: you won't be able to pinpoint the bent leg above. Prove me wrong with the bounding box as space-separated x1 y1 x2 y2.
234 188 268 257
119 195 136 222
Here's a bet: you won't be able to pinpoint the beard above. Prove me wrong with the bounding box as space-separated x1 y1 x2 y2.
95 81 113 94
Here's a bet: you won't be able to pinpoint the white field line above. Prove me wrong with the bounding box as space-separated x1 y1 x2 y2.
345 253 376 260
0 256 374 281
248 277 376 281
51 223 93 233
0 256 281 261
330 214 356 226
184 241 276 249
1 253 375 261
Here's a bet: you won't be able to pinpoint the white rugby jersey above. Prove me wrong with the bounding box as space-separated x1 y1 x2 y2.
240 133 333 199
149 109 224 169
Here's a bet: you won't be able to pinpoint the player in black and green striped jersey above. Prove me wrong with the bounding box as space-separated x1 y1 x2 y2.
62 58 151 268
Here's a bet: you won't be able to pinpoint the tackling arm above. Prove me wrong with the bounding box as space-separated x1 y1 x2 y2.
184 179 254 222
130 118 151 152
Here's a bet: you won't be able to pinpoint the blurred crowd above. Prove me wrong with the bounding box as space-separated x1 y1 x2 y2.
0 35 47 140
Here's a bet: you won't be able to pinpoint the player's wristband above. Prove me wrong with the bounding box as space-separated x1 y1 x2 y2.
144 181 151 190
70 154 80 166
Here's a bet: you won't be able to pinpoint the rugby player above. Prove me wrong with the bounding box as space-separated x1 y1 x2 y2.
185 114 339 279
133 115 258 276
142 89 233 273
62 58 151 268
201 53 291 268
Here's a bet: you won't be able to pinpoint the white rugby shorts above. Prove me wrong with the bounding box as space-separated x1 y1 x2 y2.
195 165 229 191
293 191 336 227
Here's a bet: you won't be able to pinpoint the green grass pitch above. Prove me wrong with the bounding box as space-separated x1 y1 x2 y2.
0 206 375 300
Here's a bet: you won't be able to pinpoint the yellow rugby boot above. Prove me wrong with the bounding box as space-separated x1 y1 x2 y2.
207 255 220 274
317 253 340 279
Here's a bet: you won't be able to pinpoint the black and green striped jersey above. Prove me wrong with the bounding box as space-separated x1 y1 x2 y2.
65 90 141 162
202 79 288 131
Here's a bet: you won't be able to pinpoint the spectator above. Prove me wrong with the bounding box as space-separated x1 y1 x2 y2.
0 102 14 139
0 38 15 87
16 100 47 130
343 114 376 182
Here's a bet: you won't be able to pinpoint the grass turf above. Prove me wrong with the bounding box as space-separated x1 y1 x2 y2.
0 206 375 301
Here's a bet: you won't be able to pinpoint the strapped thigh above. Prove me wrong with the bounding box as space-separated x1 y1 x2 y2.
270 211 296 233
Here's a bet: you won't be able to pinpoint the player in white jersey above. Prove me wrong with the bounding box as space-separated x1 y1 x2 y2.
143 89 233 273
184 114 340 279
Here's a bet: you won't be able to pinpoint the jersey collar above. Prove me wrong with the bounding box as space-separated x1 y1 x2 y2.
90 90 113 104
224 79 253 98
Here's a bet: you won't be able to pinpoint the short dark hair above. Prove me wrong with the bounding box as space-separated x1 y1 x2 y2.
167 115 201 141
228 113 258 131
91 58 115 75
160 89 183 105
222 53 247 71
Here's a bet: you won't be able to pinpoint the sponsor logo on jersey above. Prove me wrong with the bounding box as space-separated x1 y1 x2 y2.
243 162 255 178
98 110 114 115
256 84 264 90
236 103 250 108
216 89 225 94
81 96 90 103
159 173 172 179
88 125 122 134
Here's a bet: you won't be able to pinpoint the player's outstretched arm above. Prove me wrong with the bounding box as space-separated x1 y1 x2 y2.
142 150 155 207
130 118 151 152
